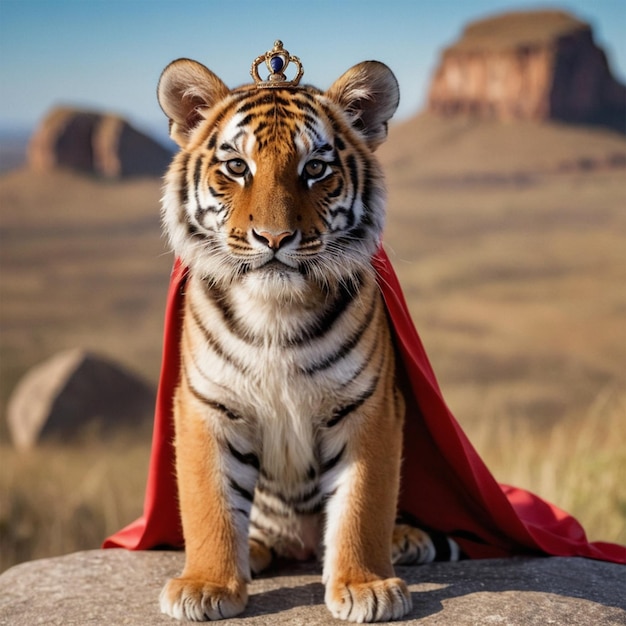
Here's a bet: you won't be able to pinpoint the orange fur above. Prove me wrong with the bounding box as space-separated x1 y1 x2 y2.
159 372 248 620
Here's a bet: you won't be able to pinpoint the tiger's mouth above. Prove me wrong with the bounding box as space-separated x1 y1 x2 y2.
241 257 313 300
257 258 301 275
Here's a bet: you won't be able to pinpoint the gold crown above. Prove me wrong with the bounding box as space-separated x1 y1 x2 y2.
250 40 303 88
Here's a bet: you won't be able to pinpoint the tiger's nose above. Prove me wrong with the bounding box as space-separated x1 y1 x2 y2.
252 229 297 250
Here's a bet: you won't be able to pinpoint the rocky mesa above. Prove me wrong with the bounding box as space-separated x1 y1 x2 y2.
427 10 626 132
28 106 173 178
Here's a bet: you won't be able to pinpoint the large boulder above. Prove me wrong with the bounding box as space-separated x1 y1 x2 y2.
6 349 155 449
28 107 173 178
0 551 624 624
427 10 626 132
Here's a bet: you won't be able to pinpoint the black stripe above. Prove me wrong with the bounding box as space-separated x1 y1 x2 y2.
293 499 324 515
258 481 321 508
327 178 344 199
210 400 242 421
288 276 361 345
206 131 218 150
227 442 260 470
370 588 378 621
315 142 333 154
236 113 255 128
204 283 259 345
290 93 318 113
327 205 355 230
178 152 190 207
345 587 354 621
301 115 323 138
320 444 346 474
208 185 225 198
182 347 242 417
248 92 281 109
326 375 379 428
253 121 269 135
230 478 254 502
189 301 248 373
332 222 375 255
194 205 220 225
235 91 289 114
360 161 375 223
193 156 203 209
187 383 243 421
345 153 360 229
302 291 377 375
339 316 384 390
289 482 321 506
430 532 452 562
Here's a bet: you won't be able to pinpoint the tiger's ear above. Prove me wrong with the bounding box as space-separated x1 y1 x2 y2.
157 58 230 147
326 61 399 151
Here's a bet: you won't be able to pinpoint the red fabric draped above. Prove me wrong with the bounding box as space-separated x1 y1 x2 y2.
103 250 625 565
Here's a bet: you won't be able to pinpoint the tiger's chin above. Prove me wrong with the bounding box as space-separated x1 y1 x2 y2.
242 262 314 304
247 257 359 306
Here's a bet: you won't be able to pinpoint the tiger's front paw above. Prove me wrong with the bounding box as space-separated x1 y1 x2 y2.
160 576 248 621
325 577 412 622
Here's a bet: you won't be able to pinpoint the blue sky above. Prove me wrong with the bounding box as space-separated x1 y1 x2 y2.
1 0 625 136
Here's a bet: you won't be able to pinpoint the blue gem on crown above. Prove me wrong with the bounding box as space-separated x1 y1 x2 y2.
251 40 304 88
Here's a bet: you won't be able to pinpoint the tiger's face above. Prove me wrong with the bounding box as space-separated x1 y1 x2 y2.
158 59 399 299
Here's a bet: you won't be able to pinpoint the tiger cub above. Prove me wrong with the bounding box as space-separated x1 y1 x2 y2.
157 51 457 623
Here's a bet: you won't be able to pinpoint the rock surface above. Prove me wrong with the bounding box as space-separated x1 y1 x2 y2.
28 107 172 178
0 550 624 625
6 349 155 449
427 10 626 132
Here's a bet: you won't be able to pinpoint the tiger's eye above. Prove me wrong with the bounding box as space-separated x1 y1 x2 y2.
226 159 248 176
304 159 326 179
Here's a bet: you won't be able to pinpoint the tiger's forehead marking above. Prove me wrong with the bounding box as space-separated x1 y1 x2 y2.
218 113 258 157
215 88 335 159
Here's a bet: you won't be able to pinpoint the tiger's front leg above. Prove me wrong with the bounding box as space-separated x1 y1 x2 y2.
322 378 412 622
160 378 255 621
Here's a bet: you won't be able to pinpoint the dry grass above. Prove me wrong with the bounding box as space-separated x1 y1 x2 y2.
0 434 151 572
465 386 626 544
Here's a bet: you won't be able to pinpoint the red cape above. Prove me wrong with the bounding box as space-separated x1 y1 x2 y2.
104 249 625 564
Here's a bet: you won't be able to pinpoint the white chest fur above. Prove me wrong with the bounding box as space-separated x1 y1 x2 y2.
183 272 378 484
